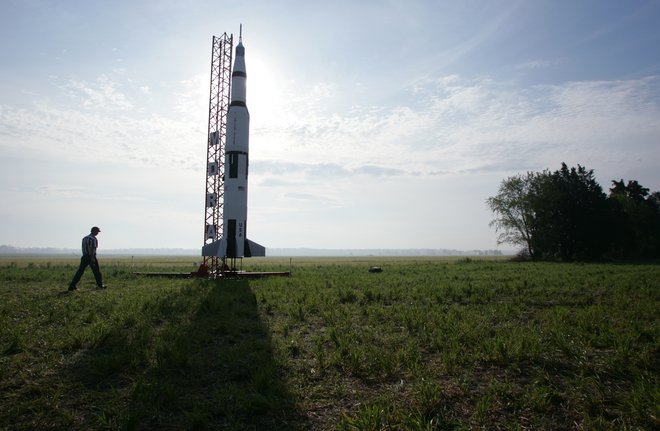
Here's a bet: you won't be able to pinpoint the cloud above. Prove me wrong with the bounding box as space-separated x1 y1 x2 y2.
174 74 208 120
35 184 91 199
61 74 134 111
251 74 660 186
515 59 559 70
0 72 206 170
2 70 659 192
353 165 406 177
253 160 407 183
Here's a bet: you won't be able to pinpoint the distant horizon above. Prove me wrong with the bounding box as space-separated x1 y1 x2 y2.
0 244 512 257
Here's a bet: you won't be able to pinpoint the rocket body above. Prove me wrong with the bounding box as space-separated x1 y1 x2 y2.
222 40 250 258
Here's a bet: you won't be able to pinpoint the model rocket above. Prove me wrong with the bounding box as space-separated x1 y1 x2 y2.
203 29 265 259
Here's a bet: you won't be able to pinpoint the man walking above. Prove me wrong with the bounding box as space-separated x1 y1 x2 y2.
68 226 106 291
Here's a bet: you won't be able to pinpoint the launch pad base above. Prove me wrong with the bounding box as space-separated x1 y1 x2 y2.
133 271 290 279
217 271 291 279
133 272 195 278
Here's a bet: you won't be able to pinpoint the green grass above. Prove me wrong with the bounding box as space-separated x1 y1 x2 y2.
0 256 658 430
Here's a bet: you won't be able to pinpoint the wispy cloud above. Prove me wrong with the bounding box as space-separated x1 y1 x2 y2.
515 59 559 70
61 75 134 111
0 72 206 170
254 160 406 180
2 70 658 190
251 74 660 185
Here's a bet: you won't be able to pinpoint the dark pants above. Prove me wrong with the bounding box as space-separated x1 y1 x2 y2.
69 255 103 288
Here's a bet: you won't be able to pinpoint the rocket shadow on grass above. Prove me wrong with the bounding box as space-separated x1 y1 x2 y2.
135 279 306 429
67 279 306 430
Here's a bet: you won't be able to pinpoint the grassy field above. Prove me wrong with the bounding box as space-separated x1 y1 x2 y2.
0 256 658 430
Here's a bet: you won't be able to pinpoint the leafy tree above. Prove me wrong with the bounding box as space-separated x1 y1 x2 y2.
610 179 649 201
531 163 610 261
608 180 660 258
488 164 658 261
488 163 611 261
486 171 551 257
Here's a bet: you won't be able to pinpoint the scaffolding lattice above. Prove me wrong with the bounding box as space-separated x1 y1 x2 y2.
202 33 233 274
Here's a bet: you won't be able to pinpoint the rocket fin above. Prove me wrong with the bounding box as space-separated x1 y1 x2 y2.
245 239 265 257
202 238 227 257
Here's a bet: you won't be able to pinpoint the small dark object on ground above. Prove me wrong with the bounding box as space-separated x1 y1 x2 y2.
368 266 383 273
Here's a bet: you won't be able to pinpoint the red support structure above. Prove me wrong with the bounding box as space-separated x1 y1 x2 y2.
202 34 233 275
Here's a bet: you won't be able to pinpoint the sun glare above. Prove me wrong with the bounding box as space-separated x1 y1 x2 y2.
246 51 284 123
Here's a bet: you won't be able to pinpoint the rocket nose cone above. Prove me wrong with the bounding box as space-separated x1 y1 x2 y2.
236 42 245 56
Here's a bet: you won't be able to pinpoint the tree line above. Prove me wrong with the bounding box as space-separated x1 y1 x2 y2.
487 163 660 261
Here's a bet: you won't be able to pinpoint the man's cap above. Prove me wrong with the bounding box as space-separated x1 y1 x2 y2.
91 226 101 233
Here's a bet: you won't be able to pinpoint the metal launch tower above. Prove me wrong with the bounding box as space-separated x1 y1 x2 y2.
202 33 233 274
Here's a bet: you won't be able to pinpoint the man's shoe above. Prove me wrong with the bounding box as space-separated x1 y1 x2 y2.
68 286 77 291
96 285 107 289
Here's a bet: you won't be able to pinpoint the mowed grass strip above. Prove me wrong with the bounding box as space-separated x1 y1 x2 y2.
0 257 658 430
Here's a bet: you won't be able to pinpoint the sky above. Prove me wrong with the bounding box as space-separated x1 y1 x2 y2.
1 0 659 252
